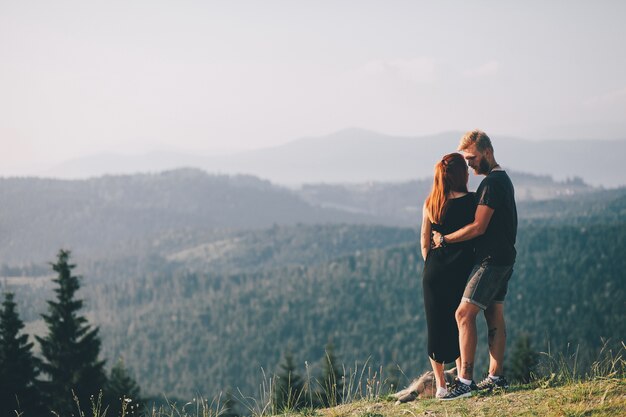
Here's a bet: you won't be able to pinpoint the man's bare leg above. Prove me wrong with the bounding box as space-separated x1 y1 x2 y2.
484 303 506 376
455 301 481 381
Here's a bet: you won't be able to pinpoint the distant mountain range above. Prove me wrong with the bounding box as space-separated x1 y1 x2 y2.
0 168 611 266
0 170 377 264
44 128 626 187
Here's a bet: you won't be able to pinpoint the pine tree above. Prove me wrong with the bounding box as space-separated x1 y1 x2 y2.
0 292 42 417
319 343 344 407
36 249 107 416
509 333 539 383
105 358 142 416
273 351 305 412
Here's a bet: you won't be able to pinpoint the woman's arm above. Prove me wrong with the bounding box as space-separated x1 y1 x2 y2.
420 203 431 261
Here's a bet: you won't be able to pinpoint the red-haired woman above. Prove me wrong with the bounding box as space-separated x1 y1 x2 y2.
420 152 476 398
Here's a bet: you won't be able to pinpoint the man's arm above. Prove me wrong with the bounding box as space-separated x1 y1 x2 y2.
432 204 494 247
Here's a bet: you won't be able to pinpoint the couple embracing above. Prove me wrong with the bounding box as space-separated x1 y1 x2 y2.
420 130 517 400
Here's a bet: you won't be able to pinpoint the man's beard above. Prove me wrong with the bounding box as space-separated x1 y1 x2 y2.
477 158 491 175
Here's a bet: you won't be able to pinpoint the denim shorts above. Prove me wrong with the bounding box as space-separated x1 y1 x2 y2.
462 262 514 310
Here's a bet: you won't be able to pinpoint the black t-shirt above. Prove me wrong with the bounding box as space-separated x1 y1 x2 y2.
475 170 517 265
430 192 476 264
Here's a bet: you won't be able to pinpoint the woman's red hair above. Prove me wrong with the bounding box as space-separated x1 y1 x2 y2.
425 152 468 224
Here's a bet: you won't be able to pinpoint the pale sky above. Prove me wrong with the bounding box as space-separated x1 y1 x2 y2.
2 0 626 175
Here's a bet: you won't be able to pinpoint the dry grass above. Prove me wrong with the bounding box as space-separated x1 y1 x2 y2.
299 378 625 417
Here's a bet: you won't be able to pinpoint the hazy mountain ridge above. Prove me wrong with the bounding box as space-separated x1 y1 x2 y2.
0 169 382 264
0 168 603 265
45 128 626 187
298 172 593 226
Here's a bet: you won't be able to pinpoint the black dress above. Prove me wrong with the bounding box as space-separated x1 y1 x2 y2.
422 193 476 364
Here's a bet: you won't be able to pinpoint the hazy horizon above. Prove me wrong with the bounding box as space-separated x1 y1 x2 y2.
4 127 626 181
2 1 626 177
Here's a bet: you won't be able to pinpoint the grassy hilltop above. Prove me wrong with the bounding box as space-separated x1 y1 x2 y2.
314 378 625 417
104 346 625 417
15 367 625 417
108 361 625 417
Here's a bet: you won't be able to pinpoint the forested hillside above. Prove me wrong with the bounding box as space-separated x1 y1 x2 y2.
6 224 418 323
0 169 596 265
2 171 624 402
7 220 623 400
90 223 624 398
0 170 380 264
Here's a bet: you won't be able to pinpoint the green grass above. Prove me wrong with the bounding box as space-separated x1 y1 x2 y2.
306 378 625 417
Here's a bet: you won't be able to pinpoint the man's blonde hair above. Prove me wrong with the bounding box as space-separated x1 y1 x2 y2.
458 129 493 152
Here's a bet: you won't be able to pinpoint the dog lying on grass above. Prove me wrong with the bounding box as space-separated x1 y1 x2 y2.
391 368 457 403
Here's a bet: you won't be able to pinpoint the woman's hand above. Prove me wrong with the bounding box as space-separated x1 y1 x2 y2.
432 230 443 248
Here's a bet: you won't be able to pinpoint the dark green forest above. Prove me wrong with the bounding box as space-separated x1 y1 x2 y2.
83 222 624 398
5 218 625 401
1 171 625 406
